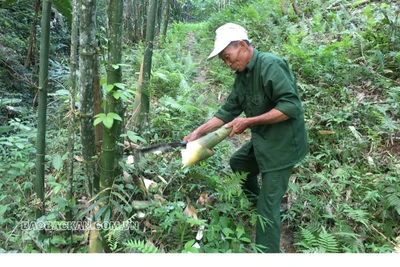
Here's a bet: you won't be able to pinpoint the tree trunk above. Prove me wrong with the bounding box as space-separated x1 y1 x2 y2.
25 0 41 69
94 55 103 155
160 0 170 43
291 0 300 15
136 0 157 135
79 0 99 196
126 0 135 43
67 0 79 222
142 0 148 39
155 0 161 38
130 57 144 124
35 0 52 219
134 0 141 42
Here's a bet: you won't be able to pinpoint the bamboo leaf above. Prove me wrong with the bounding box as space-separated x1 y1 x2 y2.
104 208 111 223
0 205 8 216
110 199 127 220
94 204 109 221
77 196 108 220
111 191 130 207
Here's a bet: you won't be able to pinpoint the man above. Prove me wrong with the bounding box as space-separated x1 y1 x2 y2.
183 23 308 253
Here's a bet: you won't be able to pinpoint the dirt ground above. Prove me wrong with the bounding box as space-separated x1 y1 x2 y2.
280 220 296 253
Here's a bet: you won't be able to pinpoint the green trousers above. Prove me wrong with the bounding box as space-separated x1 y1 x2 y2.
230 142 293 253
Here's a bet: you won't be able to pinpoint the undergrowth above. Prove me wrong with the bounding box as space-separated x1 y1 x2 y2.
0 0 399 253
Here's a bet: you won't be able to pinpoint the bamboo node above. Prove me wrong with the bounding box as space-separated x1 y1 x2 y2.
101 147 115 152
77 112 93 118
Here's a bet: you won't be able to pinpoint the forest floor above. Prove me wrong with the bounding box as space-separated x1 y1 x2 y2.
187 32 297 253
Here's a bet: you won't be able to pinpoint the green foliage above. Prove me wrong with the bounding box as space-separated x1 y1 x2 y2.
94 112 123 129
124 239 160 253
1 0 400 254
52 0 72 27
295 227 339 253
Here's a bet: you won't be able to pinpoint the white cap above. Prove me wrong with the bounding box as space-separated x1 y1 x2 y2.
207 23 249 60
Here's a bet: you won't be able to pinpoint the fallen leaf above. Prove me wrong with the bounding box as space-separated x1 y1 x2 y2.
154 194 166 205
318 130 336 135
184 198 198 220
197 193 208 205
143 178 157 191
126 155 134 165
74 155 83 162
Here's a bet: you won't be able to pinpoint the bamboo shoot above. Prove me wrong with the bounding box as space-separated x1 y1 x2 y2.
181 126 232 167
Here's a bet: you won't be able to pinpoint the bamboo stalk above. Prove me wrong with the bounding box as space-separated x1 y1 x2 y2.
35 0 52 218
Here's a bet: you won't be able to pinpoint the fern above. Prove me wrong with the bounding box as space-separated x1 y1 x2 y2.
295 227 318 249
384 186 400 215
124 239 160 253
295 227 339 253
343 206 371 228
317 228 339 253
306 221 323 233
333 230 364 253
107 233 120 252
215 172 247 202
159 95 184 112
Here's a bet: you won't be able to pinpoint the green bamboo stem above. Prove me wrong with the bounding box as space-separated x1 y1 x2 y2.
35 0 52 219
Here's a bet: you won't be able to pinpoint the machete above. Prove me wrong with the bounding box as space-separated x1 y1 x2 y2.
134 141 188 159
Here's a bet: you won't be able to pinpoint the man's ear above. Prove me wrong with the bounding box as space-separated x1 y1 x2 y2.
238 40 249 50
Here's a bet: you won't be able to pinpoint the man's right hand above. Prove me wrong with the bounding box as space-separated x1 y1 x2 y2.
183 130 201 142
183 116 225 142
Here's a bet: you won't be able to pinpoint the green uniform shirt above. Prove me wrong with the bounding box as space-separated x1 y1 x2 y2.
214 49 308 172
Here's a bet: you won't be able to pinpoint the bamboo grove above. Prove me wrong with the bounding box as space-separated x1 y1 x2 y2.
0 0 399 254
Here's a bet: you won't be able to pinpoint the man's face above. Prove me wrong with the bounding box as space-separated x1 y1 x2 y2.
218 41 247 72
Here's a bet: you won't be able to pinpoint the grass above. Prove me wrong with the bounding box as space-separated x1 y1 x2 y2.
0 0 399 253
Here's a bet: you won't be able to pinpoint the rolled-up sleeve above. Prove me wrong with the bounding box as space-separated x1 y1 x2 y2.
214 86 243 123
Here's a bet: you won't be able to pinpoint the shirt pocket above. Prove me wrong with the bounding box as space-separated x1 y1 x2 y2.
250 94 267 116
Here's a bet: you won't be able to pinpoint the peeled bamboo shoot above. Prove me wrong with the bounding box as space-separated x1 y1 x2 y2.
181 126 232 167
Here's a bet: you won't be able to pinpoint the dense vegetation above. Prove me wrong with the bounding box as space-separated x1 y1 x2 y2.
0 0 399 253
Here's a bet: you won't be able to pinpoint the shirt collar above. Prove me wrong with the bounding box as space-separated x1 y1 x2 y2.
245 49 258 72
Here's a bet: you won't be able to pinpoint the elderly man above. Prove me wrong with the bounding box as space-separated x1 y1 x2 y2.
183 23 308 253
